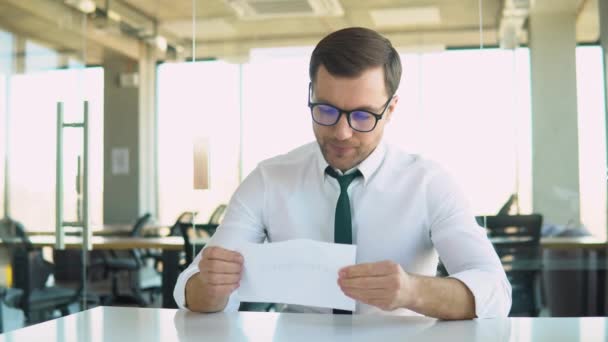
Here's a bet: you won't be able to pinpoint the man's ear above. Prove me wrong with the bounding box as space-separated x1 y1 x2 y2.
385 95 399 122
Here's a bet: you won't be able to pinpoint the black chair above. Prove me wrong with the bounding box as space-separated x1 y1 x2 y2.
477 214 543 317
0 218 80 325
170 212 203 268
497 194 518 216
99 213 161 306
174 205 231 268
197 204 227 237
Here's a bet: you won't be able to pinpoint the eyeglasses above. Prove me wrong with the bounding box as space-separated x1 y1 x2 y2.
307 83 393 133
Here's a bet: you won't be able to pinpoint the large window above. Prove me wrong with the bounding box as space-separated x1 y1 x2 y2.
241 48 315 176
0 75 5 219
8 65 104 229
386 49 533 216
240 47 534 217
576 46 607 239
156 45 608 237
157 61 241 225
0 30 11 218
25 41 59 73
158 48 534 220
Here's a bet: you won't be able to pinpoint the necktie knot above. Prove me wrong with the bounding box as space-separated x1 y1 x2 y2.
325 167 362 190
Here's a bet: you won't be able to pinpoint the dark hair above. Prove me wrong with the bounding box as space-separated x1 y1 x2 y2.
309 27 402 96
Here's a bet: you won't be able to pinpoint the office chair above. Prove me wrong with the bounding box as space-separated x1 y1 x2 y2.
497 194 518 216
172 205 230 269
477 214 543 317
170 211 202 269
0 218 80 325
197 204 227 237
99 213 161 306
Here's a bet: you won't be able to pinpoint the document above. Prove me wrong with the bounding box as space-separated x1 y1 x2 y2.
236 239 357 311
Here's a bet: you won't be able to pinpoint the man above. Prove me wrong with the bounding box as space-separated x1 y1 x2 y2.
174 27 511 319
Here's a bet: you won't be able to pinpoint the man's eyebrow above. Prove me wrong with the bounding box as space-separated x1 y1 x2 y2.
356 104 385 113
312 95 385 113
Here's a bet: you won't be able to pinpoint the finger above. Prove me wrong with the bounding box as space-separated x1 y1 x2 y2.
205 273 241 286
340 261 400 278
203 246 244 264
200 260 243 274
339 275 396 290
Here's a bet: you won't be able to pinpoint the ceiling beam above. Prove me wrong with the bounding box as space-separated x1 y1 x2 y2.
193 27 498 61
530 0 580 13
1 0 140 61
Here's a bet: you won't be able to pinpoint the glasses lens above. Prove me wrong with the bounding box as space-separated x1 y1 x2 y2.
349 111 376 132
312 104 339 125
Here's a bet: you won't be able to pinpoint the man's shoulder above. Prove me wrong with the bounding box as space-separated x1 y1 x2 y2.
383 143 444 175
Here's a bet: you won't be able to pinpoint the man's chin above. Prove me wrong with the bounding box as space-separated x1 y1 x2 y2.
326 156 358 172
321 146 358 170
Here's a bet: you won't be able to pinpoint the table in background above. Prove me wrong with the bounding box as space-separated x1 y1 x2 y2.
492 235 608 316
540 236 607 250
26 225 171 237
0 235 207 308
0 306 606 341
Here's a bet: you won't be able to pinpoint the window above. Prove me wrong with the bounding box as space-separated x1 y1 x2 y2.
0 75 5 218
156 46 607 238
25 41 59 73
8 66 104 229
386 49 533 216
241 48 315 176
241 47 533 217
576 46 607 239
0 30 12 218
157 61 240 225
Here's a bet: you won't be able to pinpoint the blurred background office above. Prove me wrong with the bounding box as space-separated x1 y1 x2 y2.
0 0 606 335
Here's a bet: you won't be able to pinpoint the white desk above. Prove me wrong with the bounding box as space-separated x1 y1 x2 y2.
0 306 607 341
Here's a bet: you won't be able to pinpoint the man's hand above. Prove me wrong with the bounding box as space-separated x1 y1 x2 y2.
338 261 414 312
185 246 243 312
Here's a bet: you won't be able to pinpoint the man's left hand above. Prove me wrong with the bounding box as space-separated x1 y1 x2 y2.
338 261 415 312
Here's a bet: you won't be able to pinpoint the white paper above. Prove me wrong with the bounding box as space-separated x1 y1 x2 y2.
236 239 357 311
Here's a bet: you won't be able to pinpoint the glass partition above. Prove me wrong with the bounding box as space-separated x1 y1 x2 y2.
0 2 103 332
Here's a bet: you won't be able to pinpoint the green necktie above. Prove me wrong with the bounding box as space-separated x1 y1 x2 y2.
326 166 361 315
326 166 361 245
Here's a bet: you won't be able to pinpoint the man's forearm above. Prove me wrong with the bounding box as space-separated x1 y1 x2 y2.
185 273 229 313
405 275 476 320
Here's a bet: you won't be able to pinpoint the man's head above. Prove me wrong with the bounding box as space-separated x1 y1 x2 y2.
309 27 402 172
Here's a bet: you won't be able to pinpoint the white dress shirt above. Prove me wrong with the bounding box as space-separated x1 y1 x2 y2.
174 141 512 318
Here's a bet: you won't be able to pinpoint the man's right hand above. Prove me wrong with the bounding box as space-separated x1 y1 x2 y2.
185 246 244 312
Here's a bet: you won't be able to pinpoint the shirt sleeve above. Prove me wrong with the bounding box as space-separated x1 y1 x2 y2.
173 166 268 311
427 168 512 318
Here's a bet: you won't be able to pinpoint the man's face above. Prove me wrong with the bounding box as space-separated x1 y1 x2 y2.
312 65 398 172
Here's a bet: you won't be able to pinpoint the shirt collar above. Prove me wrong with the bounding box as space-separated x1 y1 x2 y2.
316 141 387 186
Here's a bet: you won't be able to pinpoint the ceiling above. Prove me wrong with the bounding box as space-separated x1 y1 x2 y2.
0 0 601 65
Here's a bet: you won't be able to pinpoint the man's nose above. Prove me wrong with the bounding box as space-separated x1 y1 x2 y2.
333 113 353 141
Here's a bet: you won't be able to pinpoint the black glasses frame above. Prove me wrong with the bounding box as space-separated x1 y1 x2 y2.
307 82 393 133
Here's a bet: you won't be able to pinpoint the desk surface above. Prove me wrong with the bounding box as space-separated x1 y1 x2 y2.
485 236 608 250
540 236 607 249
0 236 207 251
26 224 171 237
0 306 606 342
